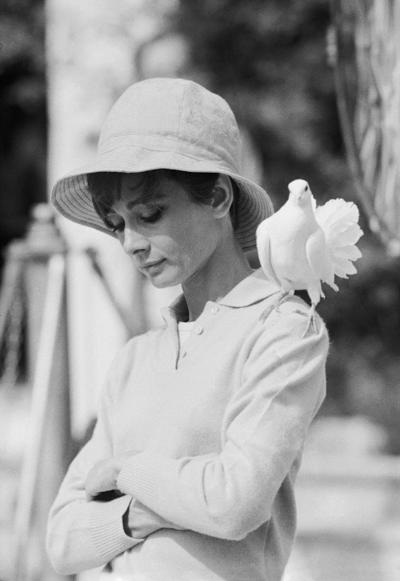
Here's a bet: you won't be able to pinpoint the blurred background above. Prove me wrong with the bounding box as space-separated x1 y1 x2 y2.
0 0 399 580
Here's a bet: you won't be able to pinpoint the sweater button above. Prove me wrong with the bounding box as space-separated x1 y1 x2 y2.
194 324 203 335
210 305 219 314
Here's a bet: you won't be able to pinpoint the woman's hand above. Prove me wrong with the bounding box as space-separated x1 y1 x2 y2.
85 453 136 500
85 457 122 499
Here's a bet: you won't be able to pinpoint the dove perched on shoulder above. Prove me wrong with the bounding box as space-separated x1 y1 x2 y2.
256 179 363 330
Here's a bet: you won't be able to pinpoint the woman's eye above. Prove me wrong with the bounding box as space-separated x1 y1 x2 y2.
104 215 124 233
139 207 164 224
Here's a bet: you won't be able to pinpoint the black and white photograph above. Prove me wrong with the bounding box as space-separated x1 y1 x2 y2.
0 1 399 580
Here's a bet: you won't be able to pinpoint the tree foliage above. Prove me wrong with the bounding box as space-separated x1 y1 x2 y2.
0 0 46 258
174 0 346 203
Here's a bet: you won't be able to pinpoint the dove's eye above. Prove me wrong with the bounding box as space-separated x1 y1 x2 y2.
305 185 309 191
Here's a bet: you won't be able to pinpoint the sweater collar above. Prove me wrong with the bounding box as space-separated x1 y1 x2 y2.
216 268 280 307
162 269 280 323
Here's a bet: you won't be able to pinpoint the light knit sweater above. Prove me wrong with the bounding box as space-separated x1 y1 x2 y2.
47 269 329 580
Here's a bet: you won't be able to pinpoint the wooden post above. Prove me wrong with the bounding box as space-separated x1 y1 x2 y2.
13 204 72 581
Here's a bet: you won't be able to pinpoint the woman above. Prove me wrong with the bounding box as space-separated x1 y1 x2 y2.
47 78 329 581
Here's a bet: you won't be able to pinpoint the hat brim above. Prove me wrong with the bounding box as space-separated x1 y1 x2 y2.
51 146 274 251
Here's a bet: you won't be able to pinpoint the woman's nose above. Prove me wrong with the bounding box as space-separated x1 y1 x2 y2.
122 227 150 256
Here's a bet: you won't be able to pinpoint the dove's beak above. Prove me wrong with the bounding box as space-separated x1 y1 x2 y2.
289 189 303 201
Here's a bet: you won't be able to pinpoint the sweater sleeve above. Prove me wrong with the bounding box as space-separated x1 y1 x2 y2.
117 303 329 541
46 344 181 575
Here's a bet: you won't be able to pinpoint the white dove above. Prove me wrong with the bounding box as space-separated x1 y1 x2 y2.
256 178 363 330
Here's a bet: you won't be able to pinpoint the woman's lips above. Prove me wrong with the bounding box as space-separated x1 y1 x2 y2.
141 259 166 272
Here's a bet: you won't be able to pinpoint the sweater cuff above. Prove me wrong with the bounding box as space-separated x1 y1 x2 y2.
87 494 142 558
117 453 175 506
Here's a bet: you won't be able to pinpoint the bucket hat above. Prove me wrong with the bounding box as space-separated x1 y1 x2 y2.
51 77 274 251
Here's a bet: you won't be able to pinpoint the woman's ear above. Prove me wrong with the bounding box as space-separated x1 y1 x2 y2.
211 175 233 218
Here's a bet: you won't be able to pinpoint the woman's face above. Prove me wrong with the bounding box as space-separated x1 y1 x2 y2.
103 173 222 288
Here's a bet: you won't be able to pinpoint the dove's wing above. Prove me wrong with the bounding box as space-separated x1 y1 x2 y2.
256 222 280 285
305 228 332 285
315 199 363 280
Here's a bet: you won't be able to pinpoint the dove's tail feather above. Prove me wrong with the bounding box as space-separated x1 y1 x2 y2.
315 198 363 281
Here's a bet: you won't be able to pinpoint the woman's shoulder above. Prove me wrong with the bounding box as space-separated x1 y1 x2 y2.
254 293 329 346
238 296 330 383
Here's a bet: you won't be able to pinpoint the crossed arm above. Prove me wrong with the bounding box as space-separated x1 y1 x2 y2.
46 386 183 575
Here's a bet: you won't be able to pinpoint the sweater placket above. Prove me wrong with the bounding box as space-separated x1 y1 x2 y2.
162 302 223 370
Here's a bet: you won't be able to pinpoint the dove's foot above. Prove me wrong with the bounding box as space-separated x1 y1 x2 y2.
276 289 294 311
259 290 293 323
302 305 319 337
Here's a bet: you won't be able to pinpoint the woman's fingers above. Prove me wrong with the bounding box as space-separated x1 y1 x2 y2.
85 458 120 499
84 453 139 500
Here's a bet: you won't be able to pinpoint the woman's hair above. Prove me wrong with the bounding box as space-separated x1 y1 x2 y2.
87 170 239 230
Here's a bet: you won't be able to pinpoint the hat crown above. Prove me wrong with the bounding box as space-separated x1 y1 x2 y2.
99 78 241 174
